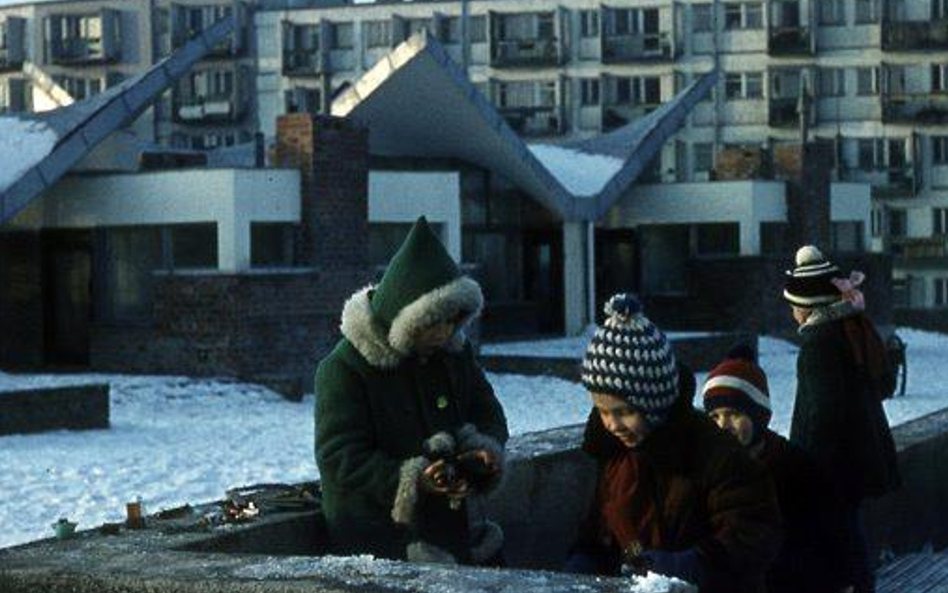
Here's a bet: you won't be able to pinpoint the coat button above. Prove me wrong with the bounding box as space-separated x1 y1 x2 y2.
436 395 449 410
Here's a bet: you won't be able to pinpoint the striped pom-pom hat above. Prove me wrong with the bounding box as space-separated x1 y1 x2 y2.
702 344 772 432
581 293 679 427
783 245 844 308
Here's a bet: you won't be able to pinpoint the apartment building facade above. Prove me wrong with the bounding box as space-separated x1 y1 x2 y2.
0 0 255 148
256 0 948 313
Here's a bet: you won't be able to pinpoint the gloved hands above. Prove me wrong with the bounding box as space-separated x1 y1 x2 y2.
626 548 707 587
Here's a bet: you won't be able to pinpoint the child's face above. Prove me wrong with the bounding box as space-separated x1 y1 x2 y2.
591 392 652 449
709 407 755 447
414 321 456 353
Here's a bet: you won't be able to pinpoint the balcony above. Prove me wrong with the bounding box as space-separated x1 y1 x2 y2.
174 94 247 124
282 50 324 77
491 38 559 68
1 18 26 72
767 26 812 55
52 37 110 65
498 105 562 137
768 96 814 127
882 93 948 124
170 3 248 57
889 236 948 260
601 32 672 63
882 19 948 51
839 166 916 199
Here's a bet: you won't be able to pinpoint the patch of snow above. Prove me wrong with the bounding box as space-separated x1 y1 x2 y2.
0 117 59 194
528 144 623 197
0 327 945 550
631 571 694 593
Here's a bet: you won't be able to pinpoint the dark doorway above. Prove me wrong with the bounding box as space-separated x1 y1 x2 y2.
595 228 640 323
523 228 564 334
42 230 92 367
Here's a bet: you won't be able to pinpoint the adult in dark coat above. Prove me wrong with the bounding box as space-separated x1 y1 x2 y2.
315 217 509 564
566 294 782 593
703 344 847 593
784 245 901 593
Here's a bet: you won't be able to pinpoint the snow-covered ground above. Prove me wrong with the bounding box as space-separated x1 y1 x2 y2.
1 328 946 550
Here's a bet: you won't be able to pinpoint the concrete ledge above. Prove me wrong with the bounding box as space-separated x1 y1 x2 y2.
479 332 757 379
0 384 109 435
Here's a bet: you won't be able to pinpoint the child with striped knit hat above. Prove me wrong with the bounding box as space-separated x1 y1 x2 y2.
703 344 846 593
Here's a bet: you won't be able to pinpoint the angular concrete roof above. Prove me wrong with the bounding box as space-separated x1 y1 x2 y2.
0 16 236 226
332 31 716 222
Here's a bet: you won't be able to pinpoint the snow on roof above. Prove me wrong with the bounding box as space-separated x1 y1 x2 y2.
0 116 58 195
527 144 624 198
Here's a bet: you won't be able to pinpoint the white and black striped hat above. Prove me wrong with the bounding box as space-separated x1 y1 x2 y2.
581 294 679 427
783 245 843 308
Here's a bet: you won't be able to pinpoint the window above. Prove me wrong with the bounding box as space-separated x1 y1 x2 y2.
934 136 948 164
819 68 846 97
936 278 948 307
760 223 789 255
935 0 948 20
858 138 882 169
440 17 461 43
537 13 555 39
855 0 879 23
695 223 740 255
331 22 353 49
363 20 390 48
251 223 295 268
888 209 907 238
871 208 883 237
171 223 217 269
819 0 846 25
694 142 714 173
580 78 599 106
856 67 878 95
101 226 162 322
53 75 102 100
693 4 713 32
725 72 762 99
932 64 948 92
616 77 632 103
285 87 320 114
469 16 486 42
934 208 948 235
831 221 864 252
580 10 599 37
725 2 763 29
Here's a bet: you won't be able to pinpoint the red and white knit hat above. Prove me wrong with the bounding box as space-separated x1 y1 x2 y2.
701 344 772 430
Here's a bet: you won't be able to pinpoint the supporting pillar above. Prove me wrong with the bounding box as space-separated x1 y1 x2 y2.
563 221 591 336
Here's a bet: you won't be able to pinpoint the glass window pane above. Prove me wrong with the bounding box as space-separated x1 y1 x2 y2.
171 223 217 269
105 226 161 321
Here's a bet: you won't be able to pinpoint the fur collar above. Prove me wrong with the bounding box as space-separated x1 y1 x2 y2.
799 300 858 334
340 279 483 369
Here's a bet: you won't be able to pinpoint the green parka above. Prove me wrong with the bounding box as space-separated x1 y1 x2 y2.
315 217 508 563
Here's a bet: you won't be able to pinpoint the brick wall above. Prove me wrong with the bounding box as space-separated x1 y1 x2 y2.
0 232 44 369
91 269 371 397
275 114 369 270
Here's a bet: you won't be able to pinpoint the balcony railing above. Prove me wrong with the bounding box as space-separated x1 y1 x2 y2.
889 236 948 259
173 93 246 124
768 26 812 55
839 165 917 199
768 96 815 127
498 105 561 137
882 19 948 51
282 50 324 76
491 38 559 67
602 32 672 63
52 37 108 65
882 93 948 123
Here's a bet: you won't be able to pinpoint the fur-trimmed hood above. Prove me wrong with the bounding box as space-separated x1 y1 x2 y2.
340 279 483 369
799 300 858 334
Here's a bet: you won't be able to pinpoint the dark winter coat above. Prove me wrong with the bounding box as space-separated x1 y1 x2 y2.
789 304 900 504
756 429 846 593
314 218 508 563
573 371 782 593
